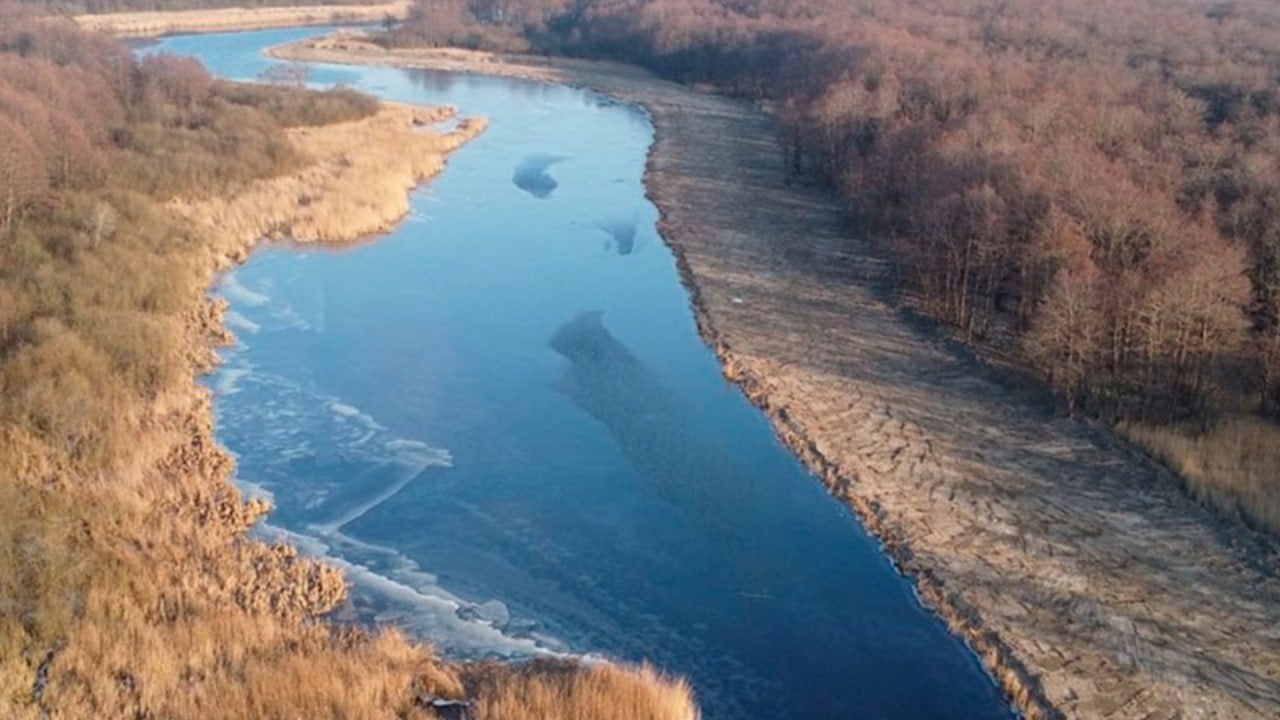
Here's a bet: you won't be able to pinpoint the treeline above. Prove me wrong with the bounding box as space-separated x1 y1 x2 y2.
392 0 1280 529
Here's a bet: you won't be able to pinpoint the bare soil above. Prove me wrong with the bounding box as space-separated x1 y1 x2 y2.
274 33 1280 720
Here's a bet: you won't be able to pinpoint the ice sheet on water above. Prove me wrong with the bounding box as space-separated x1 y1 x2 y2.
214 367 449 523
206 357 566 660
224 310 261 334
385 439 453 468
216 270 317 333
236 477 275 505
218 272 269 306
212 366 252 396
261 521 571 660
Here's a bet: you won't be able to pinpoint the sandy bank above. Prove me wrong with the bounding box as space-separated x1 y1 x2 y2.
73 2 409 38
273 33 1280 720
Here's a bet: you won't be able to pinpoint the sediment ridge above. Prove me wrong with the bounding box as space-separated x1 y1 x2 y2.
274 33 1280 719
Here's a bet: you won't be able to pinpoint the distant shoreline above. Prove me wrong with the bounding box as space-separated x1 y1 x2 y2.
271 30 1280 720
72 2 409 38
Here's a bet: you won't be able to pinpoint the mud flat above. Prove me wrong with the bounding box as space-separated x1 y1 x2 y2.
73 2 409 38
273 33 1280 719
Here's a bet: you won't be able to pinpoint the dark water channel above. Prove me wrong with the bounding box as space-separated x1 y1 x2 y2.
147 28 1014 719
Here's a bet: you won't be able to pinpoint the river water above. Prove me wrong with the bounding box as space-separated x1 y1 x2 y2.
147 28 1013 719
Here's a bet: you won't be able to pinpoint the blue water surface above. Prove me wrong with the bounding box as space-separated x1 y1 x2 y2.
150 28 1015 720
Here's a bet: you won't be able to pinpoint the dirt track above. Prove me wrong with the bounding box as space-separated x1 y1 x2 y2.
274 34 1280 720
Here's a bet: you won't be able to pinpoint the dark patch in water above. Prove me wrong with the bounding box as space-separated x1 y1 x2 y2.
549 312 763 541
513 153 567 198
596 218 637 255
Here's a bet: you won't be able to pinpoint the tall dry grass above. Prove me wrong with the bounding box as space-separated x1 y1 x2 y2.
1119 416 1280 534
464 660 700 720
73 2 413 38
169 103 485 251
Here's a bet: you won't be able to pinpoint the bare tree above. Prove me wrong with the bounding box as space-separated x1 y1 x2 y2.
1027 264 1105 412
0 113 46 236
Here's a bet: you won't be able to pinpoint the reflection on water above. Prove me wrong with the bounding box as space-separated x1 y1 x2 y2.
513 153 567 198
159 27 1015 720
550 311 755 539
595 217 637 255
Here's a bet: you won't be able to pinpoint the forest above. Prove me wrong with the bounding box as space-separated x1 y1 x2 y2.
391 0 1280 534
0 6 694 717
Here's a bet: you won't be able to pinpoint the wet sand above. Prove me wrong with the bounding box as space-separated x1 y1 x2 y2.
271 33 1280 719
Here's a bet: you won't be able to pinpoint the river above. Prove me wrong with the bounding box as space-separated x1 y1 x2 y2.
145 28 1014 719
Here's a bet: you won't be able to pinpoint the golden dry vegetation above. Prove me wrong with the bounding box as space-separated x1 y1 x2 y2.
1120 417 1280 534
0 14 697 720
463 661 699 720
171 103 486 253
71 1 412 38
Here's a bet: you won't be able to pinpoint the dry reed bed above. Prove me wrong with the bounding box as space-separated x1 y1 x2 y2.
72 1 410 38
273 35 1280 720
463 661 699 720
1120 418 1280 536
170 102 485 258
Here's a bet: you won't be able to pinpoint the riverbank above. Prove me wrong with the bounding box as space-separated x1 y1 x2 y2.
72 1 409 38
0 45 698 712
171 102 484 259
173 101 699 720
273 33 1280 719
0 88 478 714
